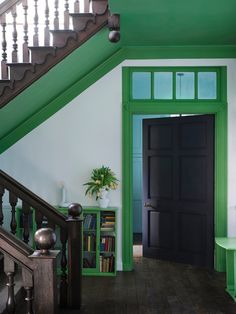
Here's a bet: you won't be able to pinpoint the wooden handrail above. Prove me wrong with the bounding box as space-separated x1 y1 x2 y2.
0 170 67 229
0 226 34 271
0 0 20 16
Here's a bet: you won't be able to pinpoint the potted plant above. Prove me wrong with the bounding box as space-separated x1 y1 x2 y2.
84 166 119 208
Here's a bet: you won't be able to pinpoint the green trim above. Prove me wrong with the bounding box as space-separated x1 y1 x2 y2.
122 66 227 272
123 46 236 59
1 44 235 155
0 48 125 154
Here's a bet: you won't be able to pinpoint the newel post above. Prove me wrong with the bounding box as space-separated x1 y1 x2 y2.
67 203 83 309
29 228 59 314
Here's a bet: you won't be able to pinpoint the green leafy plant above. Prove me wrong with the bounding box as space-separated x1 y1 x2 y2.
84 166 119 200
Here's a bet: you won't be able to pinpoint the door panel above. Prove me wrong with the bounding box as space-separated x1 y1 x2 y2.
143 115 214 268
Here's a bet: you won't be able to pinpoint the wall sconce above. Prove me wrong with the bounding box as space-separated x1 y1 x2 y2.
108 14 120 43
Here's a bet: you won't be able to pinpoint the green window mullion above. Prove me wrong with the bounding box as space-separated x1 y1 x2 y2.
151 71 154 99
173 71 176 100
195 71 198 100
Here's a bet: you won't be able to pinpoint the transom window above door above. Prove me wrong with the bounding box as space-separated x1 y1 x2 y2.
131 68 220 101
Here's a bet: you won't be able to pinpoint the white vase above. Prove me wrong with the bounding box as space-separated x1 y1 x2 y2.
98 188 110 208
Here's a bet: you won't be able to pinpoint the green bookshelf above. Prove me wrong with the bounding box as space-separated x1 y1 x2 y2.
16 206 117 277
82 207 117 276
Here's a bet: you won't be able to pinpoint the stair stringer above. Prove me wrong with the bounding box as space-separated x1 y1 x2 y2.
0 28 123 154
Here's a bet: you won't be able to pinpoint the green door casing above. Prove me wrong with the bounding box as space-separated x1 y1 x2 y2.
122 66 227 272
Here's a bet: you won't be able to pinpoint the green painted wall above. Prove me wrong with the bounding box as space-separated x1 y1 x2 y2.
0 28 122 154
109 0 236 46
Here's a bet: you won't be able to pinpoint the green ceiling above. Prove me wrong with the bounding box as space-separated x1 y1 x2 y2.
110 0 236 46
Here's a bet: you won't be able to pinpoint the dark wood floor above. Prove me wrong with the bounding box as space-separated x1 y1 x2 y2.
60 257 236 314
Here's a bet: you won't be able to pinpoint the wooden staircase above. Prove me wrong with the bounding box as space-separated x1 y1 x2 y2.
0 0 117 109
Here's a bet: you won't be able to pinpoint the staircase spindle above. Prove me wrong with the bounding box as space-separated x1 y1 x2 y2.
11 6 18 63
1 13 8 79
33 0 39 46
44 0 50 46
0 185 4 226
22 201 30 244
22 268 34 314
64 0 69 29
54 0 59 30
4 255 16 314
9 192 17 235
22 0 29 63
84 0 90 13
60 227 68 307
35 210 43 230
74 0 80 13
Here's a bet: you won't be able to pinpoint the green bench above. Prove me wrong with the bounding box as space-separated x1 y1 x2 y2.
215 237 236 301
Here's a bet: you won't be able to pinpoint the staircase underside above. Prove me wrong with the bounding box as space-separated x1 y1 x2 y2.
0 28 122 154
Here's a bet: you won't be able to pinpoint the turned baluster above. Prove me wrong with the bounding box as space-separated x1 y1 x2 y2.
35 210 43 230
11 6 18 62
44 0 50 46
22 268 34 314
9 192 17 235
1 13 8 79
4 255 16 314
22 0 29 62
54 0 59 30
60 227 68 307
22 201 30 244
64 0 69 30
0 185 4 226
84 0 90 13
33 0 39 46
74 0 80 13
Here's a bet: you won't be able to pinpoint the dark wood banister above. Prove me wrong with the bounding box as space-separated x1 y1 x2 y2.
0 0 19 15
0 169 83 309
0 226 34 271
0 170 67 229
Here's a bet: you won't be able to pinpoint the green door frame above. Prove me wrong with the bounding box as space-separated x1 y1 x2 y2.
122 66 228 272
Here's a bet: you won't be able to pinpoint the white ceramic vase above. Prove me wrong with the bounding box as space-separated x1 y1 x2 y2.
98 187 110 208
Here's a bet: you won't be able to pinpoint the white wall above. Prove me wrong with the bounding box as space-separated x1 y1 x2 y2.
1 58 236 270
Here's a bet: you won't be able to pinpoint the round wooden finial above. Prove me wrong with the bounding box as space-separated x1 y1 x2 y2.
34 228 56 254
68 203 82 219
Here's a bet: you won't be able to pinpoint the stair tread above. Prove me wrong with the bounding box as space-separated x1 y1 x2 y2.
7 62 33 66
0 80 11 83
29 46 56 50
50 29 77 34
69 13 94 17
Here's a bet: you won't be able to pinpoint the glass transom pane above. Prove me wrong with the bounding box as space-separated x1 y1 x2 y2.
132 72 151 99
176 72 195 99
154 72 173 99
198 72 217 99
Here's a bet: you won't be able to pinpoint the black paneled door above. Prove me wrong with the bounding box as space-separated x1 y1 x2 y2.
142 115 214 268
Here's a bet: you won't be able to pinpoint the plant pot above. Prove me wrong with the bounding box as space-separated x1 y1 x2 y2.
98 188 109 208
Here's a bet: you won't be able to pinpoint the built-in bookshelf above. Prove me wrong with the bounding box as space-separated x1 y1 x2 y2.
82 207 117 276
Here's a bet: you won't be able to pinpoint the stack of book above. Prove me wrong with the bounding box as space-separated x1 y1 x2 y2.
100 212 115 232
83 214 96 230
100 236 115 252
83 233 96 252
99 254 115 272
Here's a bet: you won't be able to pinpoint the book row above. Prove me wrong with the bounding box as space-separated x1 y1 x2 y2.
83 234 96 252
99 254 115 273
100 236 115 252
84 214 97 230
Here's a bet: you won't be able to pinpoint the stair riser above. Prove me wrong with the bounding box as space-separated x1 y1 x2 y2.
30 48 57 65
71 16 95 32
8 65 35 81
92 0 108 14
